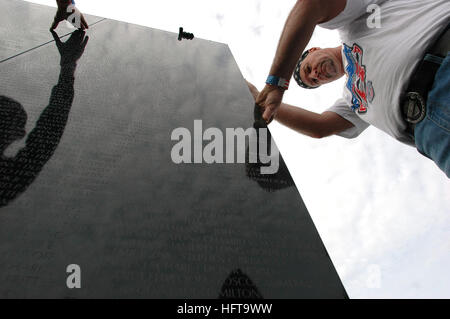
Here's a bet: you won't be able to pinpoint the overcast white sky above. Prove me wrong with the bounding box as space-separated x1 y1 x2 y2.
25 0 450 298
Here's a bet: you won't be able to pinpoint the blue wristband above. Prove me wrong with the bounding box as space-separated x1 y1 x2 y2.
266 75 290 90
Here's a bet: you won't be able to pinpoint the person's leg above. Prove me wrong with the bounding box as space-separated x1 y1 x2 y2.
414 53 450 178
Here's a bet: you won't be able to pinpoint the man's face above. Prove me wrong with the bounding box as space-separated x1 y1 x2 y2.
299 47 343 88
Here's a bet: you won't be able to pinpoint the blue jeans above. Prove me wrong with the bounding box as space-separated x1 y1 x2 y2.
414 53 450 178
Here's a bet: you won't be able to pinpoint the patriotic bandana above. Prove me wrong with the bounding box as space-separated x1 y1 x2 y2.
293 50 319 89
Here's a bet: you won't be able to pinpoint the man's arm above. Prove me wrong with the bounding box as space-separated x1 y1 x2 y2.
248 80 353 139
269 0 346 79
275 104 354 139
257 0 346 122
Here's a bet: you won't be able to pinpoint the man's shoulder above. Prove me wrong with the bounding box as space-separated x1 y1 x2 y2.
319 0 388 30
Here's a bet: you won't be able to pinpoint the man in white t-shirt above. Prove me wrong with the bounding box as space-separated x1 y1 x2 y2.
249 0 450 176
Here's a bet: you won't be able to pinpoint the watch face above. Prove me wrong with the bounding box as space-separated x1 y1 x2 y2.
266 76 278 86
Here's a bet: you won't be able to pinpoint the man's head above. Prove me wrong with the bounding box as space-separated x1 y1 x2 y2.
0 96 27 152
294 47 344 89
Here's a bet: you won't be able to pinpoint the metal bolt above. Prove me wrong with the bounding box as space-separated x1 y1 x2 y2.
178 27 194 41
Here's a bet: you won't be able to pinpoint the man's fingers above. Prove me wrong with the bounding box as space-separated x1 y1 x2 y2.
255 92 265 106
246 80 256 91
80 14 89 30
81 35 89 49
50 29 59 41
262 107 274 123
246 81 260 100
51 18 61 30
50 29 63 50
51 9 67 30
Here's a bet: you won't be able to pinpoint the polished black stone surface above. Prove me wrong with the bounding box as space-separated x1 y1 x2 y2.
0 0 347 298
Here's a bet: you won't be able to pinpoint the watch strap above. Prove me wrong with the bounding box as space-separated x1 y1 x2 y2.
266 75 290 90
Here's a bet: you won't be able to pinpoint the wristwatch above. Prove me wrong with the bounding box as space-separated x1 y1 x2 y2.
266 75 290 90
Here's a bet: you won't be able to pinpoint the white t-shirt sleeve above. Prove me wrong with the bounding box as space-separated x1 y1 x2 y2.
319 0 388 30
326 98 370 139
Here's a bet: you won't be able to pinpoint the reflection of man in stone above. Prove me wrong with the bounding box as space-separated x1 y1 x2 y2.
51 0 89 30
0 30 88 207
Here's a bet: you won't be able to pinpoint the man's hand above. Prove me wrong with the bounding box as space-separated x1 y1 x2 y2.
255 84 285 124
51 0 89 30
51 29 89 66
